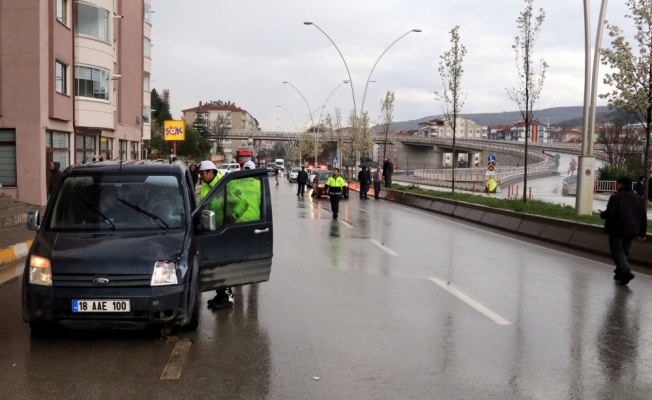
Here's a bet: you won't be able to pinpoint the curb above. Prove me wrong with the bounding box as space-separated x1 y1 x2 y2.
0 240 32 285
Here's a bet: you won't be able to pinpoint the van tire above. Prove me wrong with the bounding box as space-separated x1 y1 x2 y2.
182 287 200 332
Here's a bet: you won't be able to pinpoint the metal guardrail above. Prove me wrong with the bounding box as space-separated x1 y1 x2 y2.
562 175 578 196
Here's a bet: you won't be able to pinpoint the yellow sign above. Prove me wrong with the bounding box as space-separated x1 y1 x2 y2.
164 120 185 141
487 163 495 172
486 177 498 193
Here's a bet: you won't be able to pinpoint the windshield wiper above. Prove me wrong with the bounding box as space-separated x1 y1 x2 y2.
76 194 116 231
118 198 170 230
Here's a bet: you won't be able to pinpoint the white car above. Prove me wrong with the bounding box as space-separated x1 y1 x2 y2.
217 163 241 176
288 167 300 182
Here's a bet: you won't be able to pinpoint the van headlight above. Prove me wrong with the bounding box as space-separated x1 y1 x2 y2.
151 261 178 286
29 256 52 286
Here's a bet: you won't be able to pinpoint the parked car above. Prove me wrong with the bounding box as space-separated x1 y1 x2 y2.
22 161 273 335
288 167 300 182
217 163 241 176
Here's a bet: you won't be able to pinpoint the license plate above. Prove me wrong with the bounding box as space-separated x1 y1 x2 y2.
72 299 131 312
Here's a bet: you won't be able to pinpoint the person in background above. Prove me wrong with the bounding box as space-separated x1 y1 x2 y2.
47 162 62 201
635 176 645 197
297 166 309 196
373 166 383 200
274 166 279 185
358 166 371 200
599 176 647 285
189 164 199 187
325 168 347 219
383 159 394 188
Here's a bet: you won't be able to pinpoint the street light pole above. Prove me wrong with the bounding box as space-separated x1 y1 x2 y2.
576 0 608 215
284 81 317 167
359 29 422 117
316 81 349 170
277 104 301 164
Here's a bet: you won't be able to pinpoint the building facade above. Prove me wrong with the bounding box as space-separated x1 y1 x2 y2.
418 117 486 139
181 101 260 161
0 0 152 205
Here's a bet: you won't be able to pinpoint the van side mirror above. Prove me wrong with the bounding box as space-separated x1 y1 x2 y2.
27 210 40 231
201 210 216 231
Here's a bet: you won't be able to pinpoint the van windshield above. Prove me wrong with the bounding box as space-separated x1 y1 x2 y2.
46 174 185 231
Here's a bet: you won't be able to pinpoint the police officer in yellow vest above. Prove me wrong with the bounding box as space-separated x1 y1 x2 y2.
197 160 233 309
325 168 347 219
225 161 261 223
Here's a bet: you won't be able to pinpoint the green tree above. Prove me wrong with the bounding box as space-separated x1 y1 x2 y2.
146 89 174 159
177 124 211 160
506 0 548 202
600 0 652 204
435 26 467 193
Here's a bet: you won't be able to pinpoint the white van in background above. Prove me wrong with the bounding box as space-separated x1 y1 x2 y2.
275 159 285 172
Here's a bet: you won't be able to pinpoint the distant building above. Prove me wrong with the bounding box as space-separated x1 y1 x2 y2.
181 101 260 160
0 0 153 205
418 117 486 139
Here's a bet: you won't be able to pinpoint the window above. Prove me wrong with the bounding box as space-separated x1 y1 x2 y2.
75 65 109 100
130 142 138 160
143 106 151 124
0 130 17 186
100 137 113 161
47 131 70 170
56 61 68 95
75 1 109 42
143 72 150 91
144 3 151 23
75 134 96 163
56 0 68 25
119 140 127 160
144 37 151 57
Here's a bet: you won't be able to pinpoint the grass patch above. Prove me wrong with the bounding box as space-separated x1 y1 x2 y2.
392 184 652 229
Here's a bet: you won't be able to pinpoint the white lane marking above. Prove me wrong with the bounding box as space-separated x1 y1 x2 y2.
160 339 192 380
338 219 354 229
370 239 398 256
429 277 512 326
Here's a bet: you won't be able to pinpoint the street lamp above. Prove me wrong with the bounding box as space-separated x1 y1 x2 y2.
576 0 608 215
284 81 319 167
316 80 350 170
360 29 422 117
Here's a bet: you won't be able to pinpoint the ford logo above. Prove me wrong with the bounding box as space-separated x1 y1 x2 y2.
92 278 110 285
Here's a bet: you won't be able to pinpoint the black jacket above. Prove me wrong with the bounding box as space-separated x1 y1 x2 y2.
48 162 62 195
358 169 371 183
383 161 394 177
600 187 647 236
297 170 309 184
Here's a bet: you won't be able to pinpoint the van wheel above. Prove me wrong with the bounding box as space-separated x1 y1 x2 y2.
182 287 200 332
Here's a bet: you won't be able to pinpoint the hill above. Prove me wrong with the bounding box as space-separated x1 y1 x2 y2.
390 106 610 132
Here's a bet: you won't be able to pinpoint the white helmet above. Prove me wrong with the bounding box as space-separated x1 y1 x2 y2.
243 161 256 170
198 160 217 171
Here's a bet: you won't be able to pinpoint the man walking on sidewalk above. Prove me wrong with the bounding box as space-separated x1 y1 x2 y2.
373 166 383 200
600 176 647 285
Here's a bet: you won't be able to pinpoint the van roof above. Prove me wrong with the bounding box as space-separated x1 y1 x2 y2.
63 160 188 175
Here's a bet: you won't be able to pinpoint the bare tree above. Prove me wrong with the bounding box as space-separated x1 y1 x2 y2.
208 114 232 153
600 0 652 205
598 113 642 169
379 91 395 161
435 26 467 193
506 0 548 202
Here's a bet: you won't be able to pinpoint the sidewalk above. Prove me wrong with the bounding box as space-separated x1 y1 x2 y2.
0 224 35 284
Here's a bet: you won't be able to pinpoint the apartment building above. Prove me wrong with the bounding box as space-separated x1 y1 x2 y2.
418 117 486 139
181 101 260 161
0 0 152 205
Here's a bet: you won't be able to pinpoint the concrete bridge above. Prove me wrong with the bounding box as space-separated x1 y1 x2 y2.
222 129 579 168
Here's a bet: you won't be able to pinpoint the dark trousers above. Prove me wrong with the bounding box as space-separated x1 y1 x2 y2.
374 181 381 199
609 235 635 277
384 176 392 188
297 183 306 195
329 193 341 217
360 182 369 199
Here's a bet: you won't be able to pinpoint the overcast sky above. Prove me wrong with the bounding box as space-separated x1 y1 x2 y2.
150 0 631 130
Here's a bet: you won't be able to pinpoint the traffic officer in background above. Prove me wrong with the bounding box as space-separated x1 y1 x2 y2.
325 168 347 219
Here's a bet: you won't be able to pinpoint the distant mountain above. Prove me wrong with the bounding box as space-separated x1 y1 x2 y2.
390 106 610 132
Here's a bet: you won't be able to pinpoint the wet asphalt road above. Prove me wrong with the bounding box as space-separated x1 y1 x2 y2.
2 175 652 399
